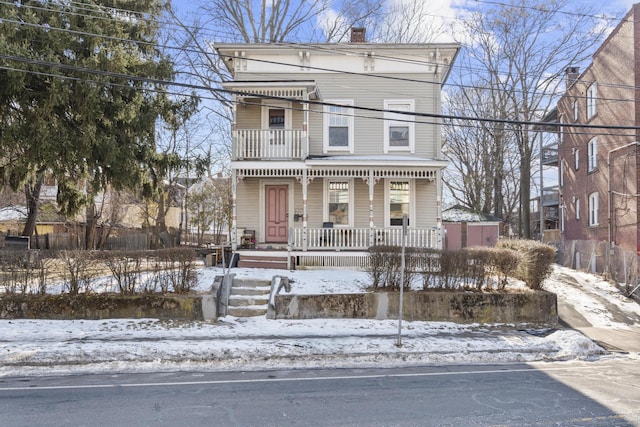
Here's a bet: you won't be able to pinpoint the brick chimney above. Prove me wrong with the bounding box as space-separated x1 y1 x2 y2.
565 66 579 88
350 27 366 43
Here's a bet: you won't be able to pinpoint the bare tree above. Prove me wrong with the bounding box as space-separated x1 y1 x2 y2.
447 0 609 237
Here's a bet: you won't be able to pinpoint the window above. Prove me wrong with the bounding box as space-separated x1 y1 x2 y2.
589 192 599 226
587 83 597 119
268 109 285 129
560 161 564 187
558 115 563 144
384 100 415 152
327 181 350 225
388 181 410 226
324 100 354 152
575 198 580 220
588 137 598 172
574 148 579 170
573 100 579 122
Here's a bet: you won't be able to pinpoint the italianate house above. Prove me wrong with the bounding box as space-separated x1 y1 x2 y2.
215 29 460 268
556 3 640 280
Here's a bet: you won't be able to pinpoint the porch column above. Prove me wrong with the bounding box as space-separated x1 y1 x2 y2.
368 169 375 247
435 173 443 249
231 169 238 251
302 94 309 158
302 169 308 251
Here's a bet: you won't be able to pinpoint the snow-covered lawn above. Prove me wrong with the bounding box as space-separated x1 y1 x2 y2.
0 264 638 377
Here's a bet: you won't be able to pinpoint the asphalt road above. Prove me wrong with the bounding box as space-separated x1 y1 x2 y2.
2 360 639 426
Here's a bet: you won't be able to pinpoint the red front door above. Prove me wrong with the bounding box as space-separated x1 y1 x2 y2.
265 185 288 243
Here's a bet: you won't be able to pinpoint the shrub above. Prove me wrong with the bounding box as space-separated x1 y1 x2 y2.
496 239 556 290
60 250 100 295
104 251 143 295
367 246 419 291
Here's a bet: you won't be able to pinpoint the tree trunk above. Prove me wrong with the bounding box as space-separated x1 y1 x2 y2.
22 174 44 237
85 204 97 250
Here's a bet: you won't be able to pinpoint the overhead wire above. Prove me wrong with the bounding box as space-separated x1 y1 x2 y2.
0 0 639 143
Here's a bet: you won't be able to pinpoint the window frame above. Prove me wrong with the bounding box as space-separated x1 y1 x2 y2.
323 179 354 227
384 99 415 153
587 83 597 119
588 137 598 172
384 179 415 227
574 148 579 170
323 100 354 153
589 192 599 226
573 100 579 122
575 198 580 220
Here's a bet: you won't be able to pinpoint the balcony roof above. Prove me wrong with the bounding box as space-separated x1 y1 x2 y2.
221 80 320 100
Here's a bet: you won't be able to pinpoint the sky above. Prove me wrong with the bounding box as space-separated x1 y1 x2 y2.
1 264 639 377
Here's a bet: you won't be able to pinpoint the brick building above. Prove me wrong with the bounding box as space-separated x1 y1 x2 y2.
557 3 640 277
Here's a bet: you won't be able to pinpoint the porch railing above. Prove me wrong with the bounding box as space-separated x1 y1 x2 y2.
292 227 439 250
234 129 306 160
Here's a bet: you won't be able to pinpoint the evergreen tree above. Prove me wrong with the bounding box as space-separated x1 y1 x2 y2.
0 0 183 237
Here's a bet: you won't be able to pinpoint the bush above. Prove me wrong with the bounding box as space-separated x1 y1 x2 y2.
60 250 100 295
496 239 556 290
367 246 419 291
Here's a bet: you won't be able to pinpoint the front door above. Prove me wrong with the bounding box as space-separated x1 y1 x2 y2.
265 185 288 243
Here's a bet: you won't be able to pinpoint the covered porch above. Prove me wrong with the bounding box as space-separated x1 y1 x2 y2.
231 160 446 264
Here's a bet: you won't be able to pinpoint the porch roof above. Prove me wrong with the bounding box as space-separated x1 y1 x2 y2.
221 80 320 100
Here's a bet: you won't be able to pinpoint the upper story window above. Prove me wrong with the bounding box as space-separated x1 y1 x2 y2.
324 100 354 153
587 83 597 119
575 198 580 220
573 100 579 122
384 100 415 153
559 115 564 144
574 148 579 170
588 137 598 172
560 160 564 187
589 192 599 226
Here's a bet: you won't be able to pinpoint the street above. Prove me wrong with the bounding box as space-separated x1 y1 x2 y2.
2 360 639 426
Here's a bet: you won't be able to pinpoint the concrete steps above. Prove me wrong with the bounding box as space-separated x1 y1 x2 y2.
227 279 271 317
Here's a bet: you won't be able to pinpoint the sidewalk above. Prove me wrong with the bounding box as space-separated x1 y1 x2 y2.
0 317 612 378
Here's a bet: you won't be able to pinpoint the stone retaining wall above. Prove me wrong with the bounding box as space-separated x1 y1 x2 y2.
273 291 558 326
0 294 209 321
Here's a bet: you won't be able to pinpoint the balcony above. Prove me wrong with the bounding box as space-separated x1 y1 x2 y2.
234 129 307 160
541 146 558 166
541 187 559 207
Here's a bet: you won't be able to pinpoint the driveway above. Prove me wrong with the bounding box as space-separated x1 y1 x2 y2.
547 266 640 352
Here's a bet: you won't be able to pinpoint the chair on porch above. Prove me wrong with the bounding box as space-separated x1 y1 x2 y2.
320 222 333 247
241 229 256 249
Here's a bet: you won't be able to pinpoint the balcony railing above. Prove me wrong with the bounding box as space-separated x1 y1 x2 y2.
541 146 558 165
234 129 306 160
292 227 439 250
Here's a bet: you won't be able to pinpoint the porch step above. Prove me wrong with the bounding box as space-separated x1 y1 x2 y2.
237 255 295 270
226 279 271 318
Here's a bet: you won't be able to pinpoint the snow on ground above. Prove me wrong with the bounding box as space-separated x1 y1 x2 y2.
545 266 640 329
0 264 638 377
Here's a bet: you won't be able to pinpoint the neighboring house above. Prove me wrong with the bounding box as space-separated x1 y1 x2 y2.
442 205 501 250
215 28 460 268
556 3 640 277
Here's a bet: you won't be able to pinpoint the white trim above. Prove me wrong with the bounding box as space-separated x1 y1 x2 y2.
587 82 597 119
384 179 415 227
323 178 354 227
259 179 294 242
588 192 599 226
588 137 598 172
323 100 354 154
261 100 292 129
384 99 415 153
